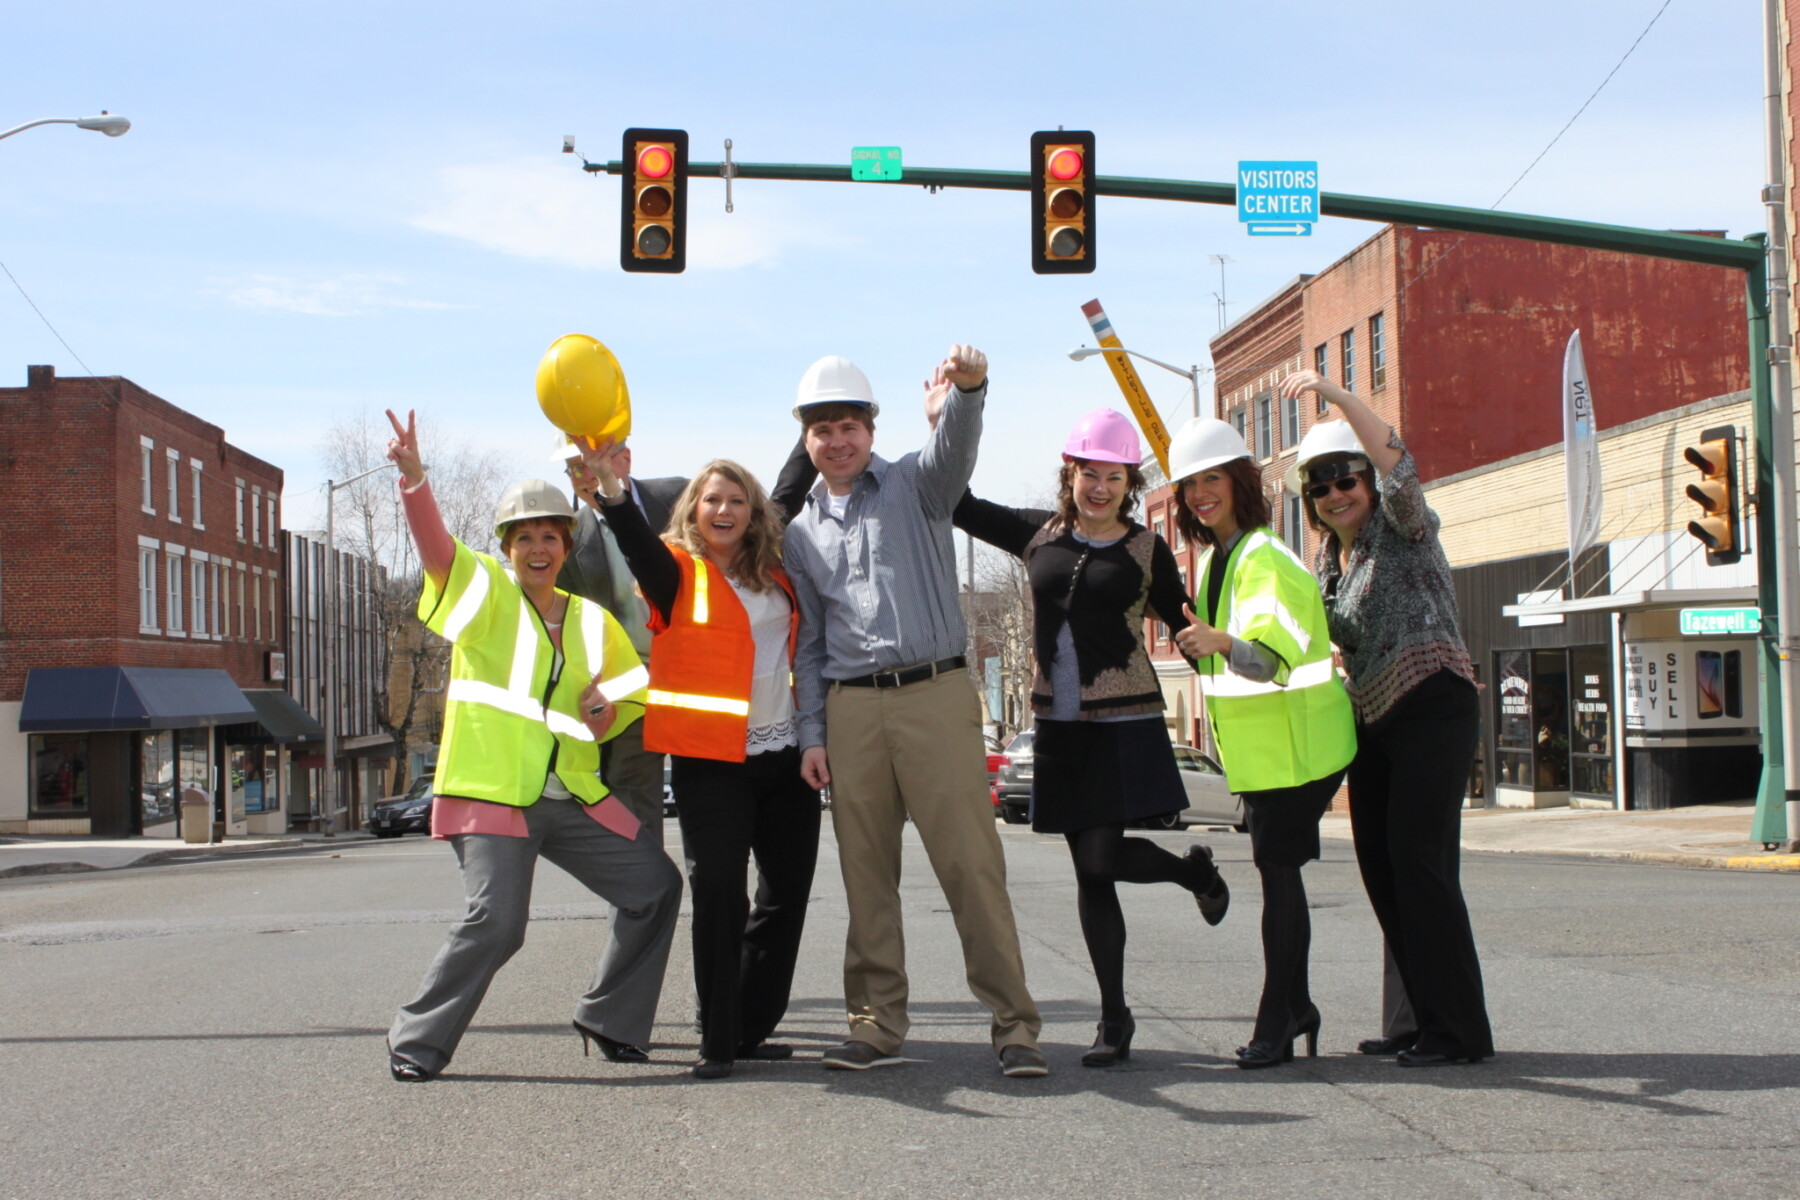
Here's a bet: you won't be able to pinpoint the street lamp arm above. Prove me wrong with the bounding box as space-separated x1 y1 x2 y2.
0 113 131 141
1070 344 1207 381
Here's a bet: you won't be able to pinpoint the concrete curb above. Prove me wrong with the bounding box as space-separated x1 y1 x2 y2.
0 837 310 880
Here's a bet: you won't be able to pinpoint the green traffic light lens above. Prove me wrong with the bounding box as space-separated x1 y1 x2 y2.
1048 227 1084 258
638 224 672 256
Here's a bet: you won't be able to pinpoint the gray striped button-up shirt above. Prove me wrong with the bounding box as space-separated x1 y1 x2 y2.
783 381 985 750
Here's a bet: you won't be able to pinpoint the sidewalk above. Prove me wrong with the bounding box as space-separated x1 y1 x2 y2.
1321 801 1800 872
0 831 373 879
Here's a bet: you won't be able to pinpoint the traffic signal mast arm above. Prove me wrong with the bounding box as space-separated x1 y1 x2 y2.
581 159 1760 271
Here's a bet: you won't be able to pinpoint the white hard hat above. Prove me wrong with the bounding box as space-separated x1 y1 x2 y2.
493 479 577 539
794 355 879 419
1285 421 1369 494
1167 417 1251 483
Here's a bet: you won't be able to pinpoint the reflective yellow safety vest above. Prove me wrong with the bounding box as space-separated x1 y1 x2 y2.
420 540 650 807
1194 527 1356 794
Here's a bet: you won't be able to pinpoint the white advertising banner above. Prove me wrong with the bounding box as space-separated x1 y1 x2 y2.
1622 639 1757 733
1562 329 1603 562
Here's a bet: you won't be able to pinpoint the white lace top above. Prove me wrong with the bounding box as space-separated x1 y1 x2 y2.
733 576 798 755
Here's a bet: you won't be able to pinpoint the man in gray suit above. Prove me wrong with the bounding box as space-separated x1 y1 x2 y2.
556 438 687 846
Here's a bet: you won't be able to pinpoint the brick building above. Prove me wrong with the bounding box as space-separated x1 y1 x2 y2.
1143 225 1752 795
0 366 330 836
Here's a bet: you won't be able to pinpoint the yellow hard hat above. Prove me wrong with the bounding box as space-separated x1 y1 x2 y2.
536 334 633 440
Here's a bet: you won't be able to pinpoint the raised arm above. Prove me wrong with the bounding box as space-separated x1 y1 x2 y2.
1278 371 1401 476
916 345 988 519
951 490 1046 558
386 409 454 588
576 437 682 620
770 434 817 529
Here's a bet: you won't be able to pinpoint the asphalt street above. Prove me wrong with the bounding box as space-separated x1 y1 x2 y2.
3 819 1798 1200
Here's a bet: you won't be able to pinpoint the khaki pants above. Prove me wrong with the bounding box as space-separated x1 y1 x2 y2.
825 668 1040 1054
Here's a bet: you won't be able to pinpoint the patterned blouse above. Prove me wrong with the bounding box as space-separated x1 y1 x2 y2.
1312 434 1475 726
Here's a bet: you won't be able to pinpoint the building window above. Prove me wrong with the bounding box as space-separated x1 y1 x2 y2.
1313 344 1330 413
237 564 249 639
139 731 177 826
251 486 262 545
1281 390 1299 448
138 539 159 632
267 572 279 642
140 437 156 514
1370 312 1387 390
235 479 246 540
266 495 277 548
1284 494 1306 556
1231 406 1247 444
191 554 208 638
211 559 225 640
29 733 90 816
166 547 186 635
1340 329 1356 393
166 448 182 522
1255 394 1273 458
190 459 205 530
252 567 263 643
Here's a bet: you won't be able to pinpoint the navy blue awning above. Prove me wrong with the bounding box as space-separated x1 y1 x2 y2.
18 667 257 732
231 689 326 744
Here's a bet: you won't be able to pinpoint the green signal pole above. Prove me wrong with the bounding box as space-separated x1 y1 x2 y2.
586 156 1784 834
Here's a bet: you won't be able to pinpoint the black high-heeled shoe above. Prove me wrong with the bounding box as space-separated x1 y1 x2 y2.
1184 845 1230 926
1235 1005 1320 1069
573 1019 649 1063
1081 1013 1136 1068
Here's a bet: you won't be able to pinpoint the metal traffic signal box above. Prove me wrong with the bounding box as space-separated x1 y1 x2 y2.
621 128 689 273
1683 424 1742 566
1031 131 1095 275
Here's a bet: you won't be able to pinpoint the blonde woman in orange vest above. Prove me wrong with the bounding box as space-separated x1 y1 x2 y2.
576 439 817 1080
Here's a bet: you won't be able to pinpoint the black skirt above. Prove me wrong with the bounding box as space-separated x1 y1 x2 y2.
1030 717 1186 834
1241 771 1344 867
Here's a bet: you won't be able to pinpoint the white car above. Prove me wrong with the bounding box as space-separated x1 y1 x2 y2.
1163 744 1245 832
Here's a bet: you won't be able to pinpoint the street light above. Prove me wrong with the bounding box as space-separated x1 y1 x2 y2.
1068 345 1212 419
0 112 131 141
320 461 395 836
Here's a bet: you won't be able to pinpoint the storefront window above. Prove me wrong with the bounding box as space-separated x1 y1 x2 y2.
1495 650 1532 787
140 731 177 826
30 734 90 815
1570 645 1614 797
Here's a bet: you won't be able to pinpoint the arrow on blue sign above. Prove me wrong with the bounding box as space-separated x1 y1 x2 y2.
1247 223 1312 237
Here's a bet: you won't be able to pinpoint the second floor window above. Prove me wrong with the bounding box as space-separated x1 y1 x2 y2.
1370 311 1388 389
1281 390 1299 448
1255 394 1273 458
140 439 156 513
167 449 182 522
138 544 158 631
1341 329 1356 393
1313 345 1329 413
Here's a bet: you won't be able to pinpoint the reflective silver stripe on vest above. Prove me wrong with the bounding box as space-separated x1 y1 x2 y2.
508 599 537 696
1228 594 1313 655
440 559 492 644
646 687 751 717
545 709 597 741
601 664 650 701
1201 657 1337 698
446 677 548 721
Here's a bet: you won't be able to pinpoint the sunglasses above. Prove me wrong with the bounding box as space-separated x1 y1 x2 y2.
1305 477 1362 501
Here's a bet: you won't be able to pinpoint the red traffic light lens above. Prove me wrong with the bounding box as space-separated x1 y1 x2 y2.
637 144 674 179
1047 148 1084 181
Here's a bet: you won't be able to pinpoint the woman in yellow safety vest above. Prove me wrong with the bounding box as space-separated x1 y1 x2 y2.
575 438 818 1081
382 410 682 1084
1278 371 1493 1068
1167 416 1357 1069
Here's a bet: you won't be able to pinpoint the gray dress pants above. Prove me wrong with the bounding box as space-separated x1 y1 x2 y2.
388 796 682 1075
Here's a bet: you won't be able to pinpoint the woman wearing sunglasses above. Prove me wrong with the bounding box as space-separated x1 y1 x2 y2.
1166 416 1356 1069
1278 370 1493 1068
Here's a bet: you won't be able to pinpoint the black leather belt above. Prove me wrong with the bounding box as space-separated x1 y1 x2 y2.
834 656 966 689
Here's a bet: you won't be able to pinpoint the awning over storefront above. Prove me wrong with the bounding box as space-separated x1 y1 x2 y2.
18 667 257 732
237 689 326 744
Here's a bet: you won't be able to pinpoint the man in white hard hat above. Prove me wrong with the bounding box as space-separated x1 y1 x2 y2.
556 438 687 845
782 348 1047 1078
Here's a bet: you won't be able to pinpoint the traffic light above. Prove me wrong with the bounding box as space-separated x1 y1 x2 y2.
1030 130 1094 274
1683 423 1741 566
620 128 688 273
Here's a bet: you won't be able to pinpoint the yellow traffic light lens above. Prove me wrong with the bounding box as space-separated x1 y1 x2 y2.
637 184 672 218
1047 148 1084 180
638 144 674 179
637 225 672 256
1049 188 1084 220
1048 227 1085 258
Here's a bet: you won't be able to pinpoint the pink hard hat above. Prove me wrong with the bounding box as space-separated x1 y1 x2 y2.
1062 408 1141 465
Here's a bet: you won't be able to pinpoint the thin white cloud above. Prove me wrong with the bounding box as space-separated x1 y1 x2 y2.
409 157 858 270
208 273 464 317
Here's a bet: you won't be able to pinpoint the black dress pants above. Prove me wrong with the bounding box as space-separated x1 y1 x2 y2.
671 744 821 1062
1348 670 1494 1060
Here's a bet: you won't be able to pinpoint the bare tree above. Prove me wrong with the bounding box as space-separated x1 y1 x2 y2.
319 411 510 791
961 539 1035 745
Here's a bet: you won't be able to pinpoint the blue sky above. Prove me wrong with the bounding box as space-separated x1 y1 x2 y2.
2 0 1765 530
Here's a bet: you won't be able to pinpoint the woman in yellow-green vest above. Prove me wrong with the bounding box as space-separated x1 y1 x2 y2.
382 409 682 1084
1168 417 1356 1070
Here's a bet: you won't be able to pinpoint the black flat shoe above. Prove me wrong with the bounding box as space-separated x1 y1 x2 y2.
1081 1013 1136 1068
1357 1033 1418 1056
389 1058 434 1083
1396 1047 1487 1068
736 1042 794 1061
573 1020 649 1063
692 1058 734 1079
1184 845 1230 926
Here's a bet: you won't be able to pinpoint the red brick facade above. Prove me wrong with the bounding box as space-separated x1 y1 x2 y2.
0 366 285 698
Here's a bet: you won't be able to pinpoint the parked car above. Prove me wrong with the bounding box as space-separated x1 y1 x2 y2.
994 729 1035 824
1156 744 1245 832
662 762 677 819
367 773 435 838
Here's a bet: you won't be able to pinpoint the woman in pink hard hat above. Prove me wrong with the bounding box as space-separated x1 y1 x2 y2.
953 407 1230 1069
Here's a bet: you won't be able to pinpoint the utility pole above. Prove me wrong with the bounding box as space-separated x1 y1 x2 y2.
1209 254 1235 332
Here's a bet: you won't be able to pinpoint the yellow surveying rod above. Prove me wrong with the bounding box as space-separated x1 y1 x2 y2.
1080 299 1171 474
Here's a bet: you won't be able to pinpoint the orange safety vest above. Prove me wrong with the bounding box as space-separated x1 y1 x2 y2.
643 546 799 762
